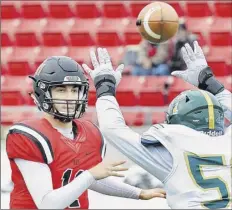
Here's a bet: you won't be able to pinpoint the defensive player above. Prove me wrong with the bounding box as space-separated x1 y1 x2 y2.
6 56 166 209
83 41 232 209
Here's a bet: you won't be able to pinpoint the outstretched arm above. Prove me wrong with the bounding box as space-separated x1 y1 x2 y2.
172 41 232 123
83 48 172 182
89 176 165 200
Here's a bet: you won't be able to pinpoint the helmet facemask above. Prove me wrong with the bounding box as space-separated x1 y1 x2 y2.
34 79 89 123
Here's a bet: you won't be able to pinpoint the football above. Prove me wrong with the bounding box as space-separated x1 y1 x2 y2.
136 1 179 44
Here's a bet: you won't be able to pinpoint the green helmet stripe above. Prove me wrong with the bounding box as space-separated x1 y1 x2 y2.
199 90 215 129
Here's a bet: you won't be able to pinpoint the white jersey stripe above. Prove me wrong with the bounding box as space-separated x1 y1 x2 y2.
10 125 53 164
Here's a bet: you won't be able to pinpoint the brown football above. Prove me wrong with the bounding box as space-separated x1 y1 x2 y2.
136 2 179 44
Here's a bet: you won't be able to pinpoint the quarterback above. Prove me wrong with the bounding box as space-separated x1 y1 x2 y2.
83 41 232 209
6 56 165 209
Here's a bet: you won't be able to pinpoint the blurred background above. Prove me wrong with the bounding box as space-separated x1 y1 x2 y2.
1 0 231 208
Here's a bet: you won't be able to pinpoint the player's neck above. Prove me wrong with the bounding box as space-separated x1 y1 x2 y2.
44 114 73 129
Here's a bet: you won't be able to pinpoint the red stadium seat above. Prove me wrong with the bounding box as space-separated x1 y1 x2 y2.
48 2 74 18
139 90 165 106
100 18 129 32
209 32 232 46
209 18 232 46
42 32 67 46
152 112 166 124
96 31 124 47
124 29 141 45
68 19 99 46
211 17 232 32
228 64 232 74
24 89 35 105
69 31 96 47
139 77 169 106
1 109 38 125
168 78 196 103
207 47 231 76
1 47 13 63
71 18 101 31
21 1 48 19
134 112 145 126
186 2 212 17
67 47 93 66
1 76 35 105
75 2 101 18
1 76 32 92
1 76 28 105
1 1 21 19
105 47 125 65
122 111 145 126
1 91 25 106
35 47 69 68
102 2 129 18
214 2 232 17
207 60 229 76
1 33 13 47
15 19 47 46
7 47 39 76
1 109 23 125
123 19 142 45
167 2 185 17
1 48 13 75
42 19 74 46
193 32 207 46
1 64 8 75
96 19 128 46
126 18 137 30
86 76 97 106
1 19 21 46
129 1 151 18
207 46 232 64
186 17 213 34
116 76 142 106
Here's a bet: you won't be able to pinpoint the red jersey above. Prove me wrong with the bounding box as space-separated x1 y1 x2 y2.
6 118 106 209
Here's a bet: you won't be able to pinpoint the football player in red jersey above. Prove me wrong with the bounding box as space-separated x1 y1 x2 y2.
6 56 166 209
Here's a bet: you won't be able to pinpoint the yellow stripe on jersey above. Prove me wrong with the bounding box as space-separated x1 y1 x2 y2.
200 90 215 129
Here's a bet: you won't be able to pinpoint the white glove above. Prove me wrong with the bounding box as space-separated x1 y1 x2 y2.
82 48 124 87
171 41 208 87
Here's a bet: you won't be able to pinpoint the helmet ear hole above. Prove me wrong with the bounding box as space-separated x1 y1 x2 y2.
185 96 190 103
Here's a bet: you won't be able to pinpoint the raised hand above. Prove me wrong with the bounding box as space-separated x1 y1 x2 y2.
82 48 124 87
171 41 208 87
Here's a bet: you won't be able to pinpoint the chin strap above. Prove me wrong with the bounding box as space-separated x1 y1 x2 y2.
53 114 72 123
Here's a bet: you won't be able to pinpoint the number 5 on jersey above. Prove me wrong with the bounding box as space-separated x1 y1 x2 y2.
185 153 231 209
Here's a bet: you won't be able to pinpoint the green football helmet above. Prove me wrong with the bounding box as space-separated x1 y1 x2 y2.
165 90 224 135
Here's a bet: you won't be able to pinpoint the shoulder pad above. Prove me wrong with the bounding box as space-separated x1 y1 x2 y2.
8 123 54 164
141 124 166 146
